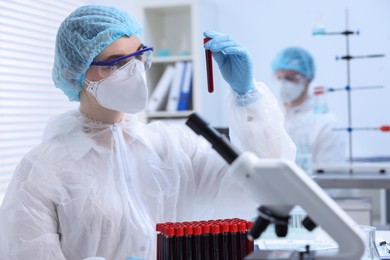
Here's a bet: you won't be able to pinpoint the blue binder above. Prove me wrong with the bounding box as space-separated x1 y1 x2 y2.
177 61 193 111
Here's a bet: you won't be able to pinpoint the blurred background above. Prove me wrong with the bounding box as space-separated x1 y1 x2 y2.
0 0 389 225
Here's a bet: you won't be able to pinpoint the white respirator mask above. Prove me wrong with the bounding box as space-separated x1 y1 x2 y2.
85 59 148 114
279 80 306 103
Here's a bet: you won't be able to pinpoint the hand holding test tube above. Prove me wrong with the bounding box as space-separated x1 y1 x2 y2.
203 31 255 95
204 37 214 93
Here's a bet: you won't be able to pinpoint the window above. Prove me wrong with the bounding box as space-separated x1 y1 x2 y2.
0 0 90 204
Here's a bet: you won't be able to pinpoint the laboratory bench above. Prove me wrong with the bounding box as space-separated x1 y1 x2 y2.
312 164 390 225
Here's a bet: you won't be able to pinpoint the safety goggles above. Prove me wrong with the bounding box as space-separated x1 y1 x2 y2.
276 73 306 84
91 45 154 77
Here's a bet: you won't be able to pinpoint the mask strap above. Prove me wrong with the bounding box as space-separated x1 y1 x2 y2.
85 78 98 96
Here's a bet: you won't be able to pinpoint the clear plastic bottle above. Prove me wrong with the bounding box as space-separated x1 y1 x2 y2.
313 86 329 114
294 134 313 176
359 225 381 260
156 38 171 57
177 35 190 56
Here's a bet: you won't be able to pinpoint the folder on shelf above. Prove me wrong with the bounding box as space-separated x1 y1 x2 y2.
177 61 192 111
166 61 186 112
147 65 175 112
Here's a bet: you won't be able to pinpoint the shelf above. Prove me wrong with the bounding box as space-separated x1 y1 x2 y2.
146 110 194 119
139 1 200 123
153 55 193 63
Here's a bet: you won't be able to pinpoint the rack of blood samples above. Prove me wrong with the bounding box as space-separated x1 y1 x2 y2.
156 218 254 260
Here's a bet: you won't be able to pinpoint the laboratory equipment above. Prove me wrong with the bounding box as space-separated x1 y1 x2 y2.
293 133 313 176
186 113 365 259
336 54 385 61
359 225 381 259
333 125 390 133
313 10 386 171
204 37 214 93
156 219 254 259
313 84 385 116
326 85 384 92
313 86 329 114
378 241 390 259
312 27 359 36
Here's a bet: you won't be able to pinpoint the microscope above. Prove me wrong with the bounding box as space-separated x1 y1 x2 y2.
186 113 365 260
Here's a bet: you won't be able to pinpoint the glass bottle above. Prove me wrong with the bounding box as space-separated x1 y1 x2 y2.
313 86 329 114
294 134 313 176
359 225 381 260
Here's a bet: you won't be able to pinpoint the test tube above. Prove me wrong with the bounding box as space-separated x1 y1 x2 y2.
164 226 174 260
174 226 184 260
246 221 254 255
211 224 220 260
229 223 238 260
204 37 214 93
156 223 162 260
192 226 203 259
184 225 193 260
202 224 211 260
220 223 230 260
162 225 168 260
238 222 247 258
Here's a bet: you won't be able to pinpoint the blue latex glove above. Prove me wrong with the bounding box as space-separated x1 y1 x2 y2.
204 30 255 94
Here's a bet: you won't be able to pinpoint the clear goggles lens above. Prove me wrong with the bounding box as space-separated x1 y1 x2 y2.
91 46 153 78
277 73 305 83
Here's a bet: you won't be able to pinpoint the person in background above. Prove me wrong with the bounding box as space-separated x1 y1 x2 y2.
0 5 295 260
272 47 346 166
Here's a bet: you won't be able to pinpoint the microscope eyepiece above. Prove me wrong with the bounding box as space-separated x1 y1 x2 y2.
186 113 239 164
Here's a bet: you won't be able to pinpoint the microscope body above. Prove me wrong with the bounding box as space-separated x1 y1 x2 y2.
228 152 365 260
185 113 364 259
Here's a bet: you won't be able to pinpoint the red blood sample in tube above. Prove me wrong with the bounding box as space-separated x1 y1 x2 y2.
246 221 255 255
162 225 168 260
193 226 203 260
229 223 238 260
238 222 247 258
184 226 193 260
156 223 162 260
220 223 230 260
204 37 214 93
211 224 220 260
202 224 211 260
175 226 184 260
165 226 175 260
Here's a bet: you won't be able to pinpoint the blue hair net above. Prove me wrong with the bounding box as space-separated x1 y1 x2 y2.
52 5 143 101
271 47 315 81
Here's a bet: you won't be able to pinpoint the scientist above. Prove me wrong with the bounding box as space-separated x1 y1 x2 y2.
0 5 295 260
272 47 346 165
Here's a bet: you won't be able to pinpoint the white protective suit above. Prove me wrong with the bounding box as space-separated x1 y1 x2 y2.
284 96 360 200
284 96 347 164
0 83 295 260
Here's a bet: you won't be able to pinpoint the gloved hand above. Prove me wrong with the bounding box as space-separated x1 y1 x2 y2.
203 30 255 94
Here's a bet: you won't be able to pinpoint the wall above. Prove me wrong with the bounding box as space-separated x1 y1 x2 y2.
102 0 390 158
198 0 390 158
